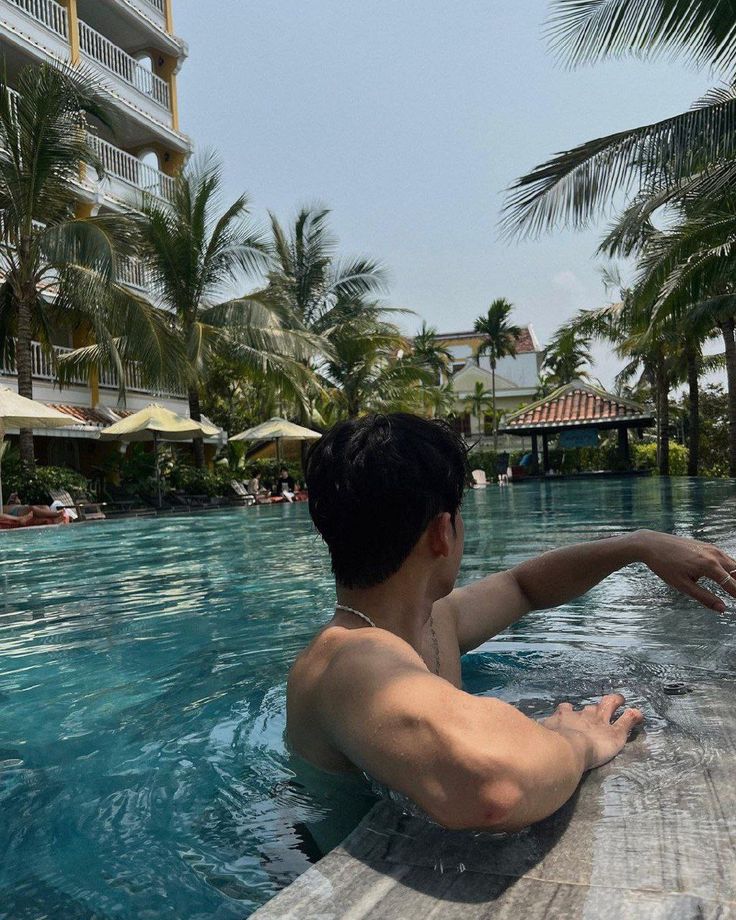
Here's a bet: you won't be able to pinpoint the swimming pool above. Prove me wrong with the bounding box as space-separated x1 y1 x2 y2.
1 477 735 918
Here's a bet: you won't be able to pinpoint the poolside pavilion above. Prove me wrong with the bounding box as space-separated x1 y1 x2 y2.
498 380 655 475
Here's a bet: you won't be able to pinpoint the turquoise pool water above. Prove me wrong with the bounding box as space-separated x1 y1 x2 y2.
1 477 736 918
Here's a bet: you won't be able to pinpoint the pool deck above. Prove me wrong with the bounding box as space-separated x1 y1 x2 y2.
253 675 736 918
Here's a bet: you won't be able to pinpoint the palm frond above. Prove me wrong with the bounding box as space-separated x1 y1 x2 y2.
547 0 736 73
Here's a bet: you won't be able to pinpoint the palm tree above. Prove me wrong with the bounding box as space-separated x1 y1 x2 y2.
256 206 387 428
136 158 323 466
541 325 593 388
411 321 452 381
607 196 736 474
463 380 494 437
503 3 736 240
0 62 180 466
473 298 522 450
323 312 430 418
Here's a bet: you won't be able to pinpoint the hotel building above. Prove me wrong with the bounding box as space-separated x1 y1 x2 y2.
433 326 543 447
0 0 198 467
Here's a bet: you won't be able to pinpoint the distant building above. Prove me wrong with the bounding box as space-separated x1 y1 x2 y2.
433 326 543 445
0 0 206 469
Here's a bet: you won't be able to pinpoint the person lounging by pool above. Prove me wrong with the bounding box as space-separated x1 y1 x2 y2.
3 493 68 525
0 506 34 528
287 412 736 832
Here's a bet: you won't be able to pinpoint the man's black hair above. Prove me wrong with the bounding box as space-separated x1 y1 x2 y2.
305 413 468 589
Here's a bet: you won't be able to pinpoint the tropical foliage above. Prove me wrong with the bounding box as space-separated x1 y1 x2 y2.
502 1 736 477
134 159 325 466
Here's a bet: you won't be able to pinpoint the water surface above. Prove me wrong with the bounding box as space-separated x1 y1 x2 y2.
1 477 735 917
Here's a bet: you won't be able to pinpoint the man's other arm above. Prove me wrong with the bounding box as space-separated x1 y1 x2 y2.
441 530 736 654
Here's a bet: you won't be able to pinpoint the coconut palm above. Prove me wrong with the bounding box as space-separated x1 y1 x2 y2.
136 158 325 466
255 206 389 427
541 325 593 388
0 62 184 466
609 196 736 474
503 3 736 239
463 380 494 437
260 207 386 333
473 298 522 450
411 321 452 381
323 311 430 419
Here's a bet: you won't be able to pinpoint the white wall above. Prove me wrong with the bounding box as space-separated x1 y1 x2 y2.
478 352 539 388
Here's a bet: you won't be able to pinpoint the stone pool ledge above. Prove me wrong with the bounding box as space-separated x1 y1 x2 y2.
253 677 736 918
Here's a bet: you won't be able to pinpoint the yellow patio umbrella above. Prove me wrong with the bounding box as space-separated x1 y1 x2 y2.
230 417 321 462
100 404 220 507
0 388 77 508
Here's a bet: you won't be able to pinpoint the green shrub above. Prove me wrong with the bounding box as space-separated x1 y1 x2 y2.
4 464 88 504
632 441 689 475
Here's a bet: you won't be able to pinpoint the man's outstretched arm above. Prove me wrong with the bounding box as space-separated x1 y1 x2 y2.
443 530 736 654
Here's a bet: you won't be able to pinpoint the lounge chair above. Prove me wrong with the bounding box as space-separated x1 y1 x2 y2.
230 480 256 506
103 485 156 517
48 488 106 521
471 469 488 489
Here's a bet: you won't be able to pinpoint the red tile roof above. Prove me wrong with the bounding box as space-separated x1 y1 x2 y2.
502 383 654 432
433 326 538 354
45 405 134 427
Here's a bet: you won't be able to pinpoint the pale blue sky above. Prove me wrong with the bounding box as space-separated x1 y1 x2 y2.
174 0 712 383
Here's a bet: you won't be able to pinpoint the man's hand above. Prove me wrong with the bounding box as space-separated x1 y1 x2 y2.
634 530 736 613
541 693 644 770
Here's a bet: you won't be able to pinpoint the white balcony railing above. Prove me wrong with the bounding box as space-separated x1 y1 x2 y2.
88 134 176 203
6 0 68 39
1 340 184 397
117 257 149 291
79 21 170 110
141 0 165 13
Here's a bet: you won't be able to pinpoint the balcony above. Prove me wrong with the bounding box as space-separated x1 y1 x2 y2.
78 20 170 113
117 256 149 292
1 339 184 398
88 133 176 205
5 0 67 38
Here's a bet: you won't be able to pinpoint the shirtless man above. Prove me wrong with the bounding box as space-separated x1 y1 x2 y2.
287 413 736 832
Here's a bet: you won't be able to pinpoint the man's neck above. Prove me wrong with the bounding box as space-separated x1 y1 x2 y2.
336 570 436 653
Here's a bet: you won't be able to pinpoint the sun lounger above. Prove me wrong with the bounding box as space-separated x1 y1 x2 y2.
48 488 106 521
471 469 488 488
230 480 256 506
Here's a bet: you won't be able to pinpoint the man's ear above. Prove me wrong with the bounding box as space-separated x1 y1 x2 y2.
427 512 453 558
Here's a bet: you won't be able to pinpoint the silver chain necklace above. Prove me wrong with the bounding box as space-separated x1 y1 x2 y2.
334 603 441 676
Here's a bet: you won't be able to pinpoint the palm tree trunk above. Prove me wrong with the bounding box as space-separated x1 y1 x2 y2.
491 360 497 453
188 386 205 469
656 366 670 477
686 348 699 477
721 319 736 477
16 293 35 468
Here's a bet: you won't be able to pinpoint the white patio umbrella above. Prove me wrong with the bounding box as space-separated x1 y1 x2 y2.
230 417 321 461
0 388 77 508
99 404 220 507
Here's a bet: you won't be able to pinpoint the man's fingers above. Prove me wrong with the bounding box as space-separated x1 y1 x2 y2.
711 564 736 600
556 701 573 713
679 577 726 613
614 707 644 736
596 693 626 722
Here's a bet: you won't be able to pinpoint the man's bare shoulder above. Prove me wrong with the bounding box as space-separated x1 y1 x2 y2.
289 624 424 696
286 626 428 770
